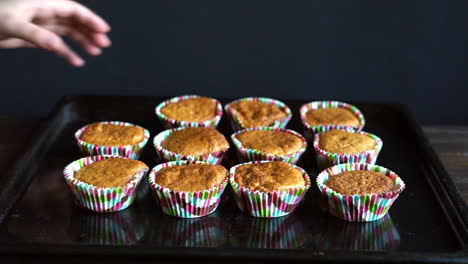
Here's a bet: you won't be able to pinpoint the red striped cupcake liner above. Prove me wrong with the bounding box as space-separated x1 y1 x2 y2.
224 97 292 132
63 155 149 213
313 129 383 170
300 101 365 140
155 95 223 129
229 161 311 218
153 127 229 165
75 121 150 160
231 127 307 164
148 160 229 218
316 163 405 222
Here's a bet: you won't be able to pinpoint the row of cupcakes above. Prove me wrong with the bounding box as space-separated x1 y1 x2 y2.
64 156 404 222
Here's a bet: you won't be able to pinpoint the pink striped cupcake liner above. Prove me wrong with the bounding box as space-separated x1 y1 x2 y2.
63 155 149 213
148 160 229 218
155 95 223 129
316 163 405 222
300 101 365 140
313 129 383 170
224 97 292 132
231 127 307 164
75 121 150 160
229 161 311 218
153 127 229 165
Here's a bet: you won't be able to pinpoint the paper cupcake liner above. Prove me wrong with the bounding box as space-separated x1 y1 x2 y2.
231 127 307 164
317 214 400 251
300 101 365 140
316 163 405 222
155 95 223 129
75 121 150 160
63 155 148 213
148 160 229 218
224 97 292 132
313 130 383 170
153 127 229 165
229 161 311 218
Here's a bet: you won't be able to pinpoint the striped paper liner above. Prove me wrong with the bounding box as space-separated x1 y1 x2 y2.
63 155 149 213
153 127 229 165
300 101 365 140
75 121 150 160
224 97 292 132
316 163 405 222
155 95 223 129
229 161 311 218
317 214 400 251
231 127 307 164
313 129 383 170
148 160 229 218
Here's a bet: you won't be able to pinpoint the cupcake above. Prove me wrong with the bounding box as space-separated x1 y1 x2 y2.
316 163 405 222
155 95 223 129
225 97 292 131
148 161 229 218
231 127 307 164
75 121 150 160
229 161 310 218
63 155 149 212
313 129 383 170
153 127 229 165
300 101 365 140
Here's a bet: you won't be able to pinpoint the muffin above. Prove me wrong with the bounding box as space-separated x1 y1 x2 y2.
313 129 383 170
155 95 223 128
225 97 292 131
153 127 230 165
63 155 149 212
229 161 310 218
148 161 229 218
300 101 365 139
316 163 405 222
75 121 150 160
231 127 307 164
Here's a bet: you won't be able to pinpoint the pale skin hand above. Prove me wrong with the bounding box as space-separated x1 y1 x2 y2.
0 0 111 67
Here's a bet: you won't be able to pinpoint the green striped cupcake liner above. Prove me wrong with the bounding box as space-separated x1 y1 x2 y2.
155 95 223 129
313 129 383 170
153 127 229 165
316 163 405 222
75 121 150 160
225 97 292 132
231 127 307 164
229 161 311 218
63 155 149 213
148 160 229 218
300 101 365 140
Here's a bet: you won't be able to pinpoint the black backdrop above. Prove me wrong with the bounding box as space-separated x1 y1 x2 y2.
0 0 467 124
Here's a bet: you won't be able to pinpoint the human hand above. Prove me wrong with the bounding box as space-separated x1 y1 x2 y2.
0 0 111 67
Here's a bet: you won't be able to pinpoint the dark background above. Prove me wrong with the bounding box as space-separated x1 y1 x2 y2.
0 0 467 124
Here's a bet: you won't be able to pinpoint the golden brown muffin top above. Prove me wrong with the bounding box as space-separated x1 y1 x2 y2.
75 158 148 188
234 161 305 192
325 170 393 195
230 101 287 128
319 129 376 154
305 108 360 127
161 97 217 122
80 123 145 146
161 127 229 156
156 164 227 192
235 130 303 156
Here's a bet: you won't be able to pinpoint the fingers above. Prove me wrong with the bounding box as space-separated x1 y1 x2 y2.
1 19 84 66
0 38 36 49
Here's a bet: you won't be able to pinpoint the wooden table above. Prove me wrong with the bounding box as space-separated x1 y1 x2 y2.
1 117 467 204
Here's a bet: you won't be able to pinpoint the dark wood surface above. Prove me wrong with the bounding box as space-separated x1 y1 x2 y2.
0 117 467 205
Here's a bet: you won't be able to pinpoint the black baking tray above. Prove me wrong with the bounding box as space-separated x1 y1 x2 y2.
0 95 466 263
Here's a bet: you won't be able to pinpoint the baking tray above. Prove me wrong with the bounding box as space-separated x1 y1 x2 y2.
0 95 466 263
